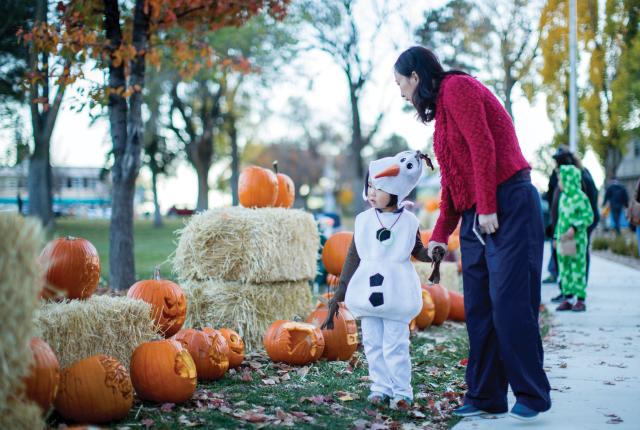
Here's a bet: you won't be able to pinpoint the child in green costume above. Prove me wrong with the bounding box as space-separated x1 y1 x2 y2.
555 165 594 312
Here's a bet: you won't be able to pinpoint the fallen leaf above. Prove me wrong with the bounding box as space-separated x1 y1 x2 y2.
262 378 277 385
559 362 568 368
160 403 175 413
241 370 253 382
297 366 310 378
140 418 154 429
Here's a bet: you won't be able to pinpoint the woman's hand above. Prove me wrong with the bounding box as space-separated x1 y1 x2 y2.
428 241 447 259
479 213 499 234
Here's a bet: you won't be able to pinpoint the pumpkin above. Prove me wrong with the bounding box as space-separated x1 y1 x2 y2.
423 284 451 326
424 198 439 213
239 166 279 208
263 320 325 365
24 337 60 412
306 307 358 361
272 161 295 208
448 290 465 322
326 273 340 288
40 236 100 300
54 355 133 424
321 231 354 276
173 328 229 381
409 318 418 336
448 234 460 252
218 328 245 368
415 289 436 329
130 339 196 404
127 268 187 337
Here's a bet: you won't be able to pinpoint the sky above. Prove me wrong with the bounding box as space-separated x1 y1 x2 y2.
0 0 605 212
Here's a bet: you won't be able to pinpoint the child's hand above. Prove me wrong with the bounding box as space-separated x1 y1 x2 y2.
321 299 340 330
563 227 575 240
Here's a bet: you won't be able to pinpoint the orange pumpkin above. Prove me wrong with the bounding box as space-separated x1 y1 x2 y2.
272 161 295 208
239 166 279 208
130 339 196 404
173 328 229 381
409 318 418 336
448 234 460 252
218 328 245 368
424 198 439 213
54 355 133 424
415 289 436 329
306 307 358 361
40 236 100 300
127 268 187 338
326 273 340 288
263 320 325 365
24 337 60 412
447 290 465 322
321 231 354 276
423 284 451 325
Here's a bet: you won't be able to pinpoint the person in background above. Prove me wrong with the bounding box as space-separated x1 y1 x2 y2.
543 147 599 305
603 178 629 235
630 178 640 256
555 165 594 312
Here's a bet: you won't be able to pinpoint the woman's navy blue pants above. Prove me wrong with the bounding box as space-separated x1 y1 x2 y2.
460 171 552 413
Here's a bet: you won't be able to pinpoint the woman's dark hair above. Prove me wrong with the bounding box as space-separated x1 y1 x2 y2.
364 171 399 208
394 46 469 123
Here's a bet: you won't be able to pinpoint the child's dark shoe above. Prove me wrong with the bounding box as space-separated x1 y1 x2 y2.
556 300 573 311
550 293 565 303
572 299 586 312
367 391 390 406
390 395 412 411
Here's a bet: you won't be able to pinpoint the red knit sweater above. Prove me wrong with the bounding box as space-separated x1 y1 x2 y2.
431 75 530 244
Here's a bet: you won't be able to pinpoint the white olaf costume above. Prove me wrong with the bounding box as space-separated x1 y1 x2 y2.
344 150 426 401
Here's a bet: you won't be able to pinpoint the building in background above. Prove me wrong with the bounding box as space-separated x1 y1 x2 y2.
0 162 111 217
617 137 640 196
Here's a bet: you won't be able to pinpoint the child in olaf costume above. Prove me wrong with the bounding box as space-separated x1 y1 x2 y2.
323 150 443 410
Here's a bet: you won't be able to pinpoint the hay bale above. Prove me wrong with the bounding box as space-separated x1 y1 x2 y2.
0 214 44 429
413 261 462 293
183 280 313 351
35 296 159 370
173 207 319 284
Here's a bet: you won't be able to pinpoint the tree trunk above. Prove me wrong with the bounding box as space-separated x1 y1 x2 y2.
229 114 240 206
349 82 365 213
106 0 148 289
151 169 162 228
503 74 515 120
195 159 210 211
604 146 623 181
27 137 53 228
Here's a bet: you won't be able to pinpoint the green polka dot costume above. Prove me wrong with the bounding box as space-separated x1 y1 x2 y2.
555 165 594 299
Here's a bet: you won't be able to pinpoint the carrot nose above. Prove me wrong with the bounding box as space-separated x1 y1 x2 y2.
374 164 400 179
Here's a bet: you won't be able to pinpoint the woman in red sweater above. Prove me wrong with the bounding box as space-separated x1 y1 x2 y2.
394 46 551 421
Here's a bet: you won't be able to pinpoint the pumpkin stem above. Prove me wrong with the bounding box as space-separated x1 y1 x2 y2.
153 266 161 280
65 236 77 241
272 160 279 174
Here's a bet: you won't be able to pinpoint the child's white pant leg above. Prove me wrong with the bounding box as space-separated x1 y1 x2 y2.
382 318 413 400
361 316 393 397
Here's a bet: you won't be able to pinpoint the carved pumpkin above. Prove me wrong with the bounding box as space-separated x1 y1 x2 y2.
326 273 340 288
40 236 100 300
54 355 133 424
130 340 196 404
423 284 451 326
321 231 353 276
415 289 436 329
24 337 60 412
239 166 279 208
306 307 358 361
173 328 229 381
218 328 245 368
263 320 325 365
272 161 295 208
448 290 465 322
127 268 187 337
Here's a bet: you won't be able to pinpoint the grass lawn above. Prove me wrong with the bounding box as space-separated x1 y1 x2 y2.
48 322 469 430
52 217 186 283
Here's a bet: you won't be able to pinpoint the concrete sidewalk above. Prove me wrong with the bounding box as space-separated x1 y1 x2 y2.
453 251 640 430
